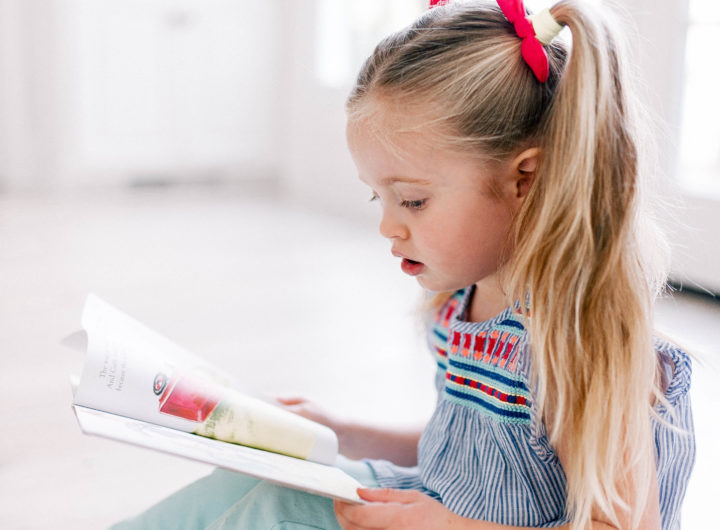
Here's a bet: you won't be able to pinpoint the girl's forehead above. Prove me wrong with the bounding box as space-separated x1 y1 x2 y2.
347 113 445 164
348 92 446 138
347 116 431 168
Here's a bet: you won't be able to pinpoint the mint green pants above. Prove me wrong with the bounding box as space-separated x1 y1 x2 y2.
110 457 378 530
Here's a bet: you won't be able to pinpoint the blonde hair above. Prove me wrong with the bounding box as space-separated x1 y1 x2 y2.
347 1 668 528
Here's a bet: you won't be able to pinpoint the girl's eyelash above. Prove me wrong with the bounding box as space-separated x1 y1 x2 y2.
368 194 426 210
400 199 427 210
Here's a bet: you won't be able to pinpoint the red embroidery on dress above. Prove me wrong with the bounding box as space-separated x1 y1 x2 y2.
484 330 499 363
461 333 472 357
473 333 486 361
450 331 461 354
498 336 517 368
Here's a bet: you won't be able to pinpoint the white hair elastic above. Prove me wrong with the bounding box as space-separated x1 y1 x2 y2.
528 8 563 45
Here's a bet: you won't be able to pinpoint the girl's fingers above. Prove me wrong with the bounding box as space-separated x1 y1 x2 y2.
335 496 410 528
357 487 422 503
334 501 366 530
275 396 305 405
335 513 365 530
275 397 334 427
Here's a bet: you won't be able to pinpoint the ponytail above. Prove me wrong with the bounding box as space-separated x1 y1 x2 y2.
507 1 665 527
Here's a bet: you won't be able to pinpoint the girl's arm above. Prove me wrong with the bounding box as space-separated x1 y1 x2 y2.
336 487 659 530
335 438 662 530
335 491 621 529
333 421 423 467
277 397 424 466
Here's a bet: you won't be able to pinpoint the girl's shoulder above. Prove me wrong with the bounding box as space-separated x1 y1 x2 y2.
653 335 693 404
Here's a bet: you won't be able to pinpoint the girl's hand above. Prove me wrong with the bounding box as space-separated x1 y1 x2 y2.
334 488 462 529
276 396 339 430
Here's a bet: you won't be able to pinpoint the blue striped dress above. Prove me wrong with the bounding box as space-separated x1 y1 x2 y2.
366 287 696 528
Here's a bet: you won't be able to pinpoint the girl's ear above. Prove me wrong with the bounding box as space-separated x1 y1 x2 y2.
511 147 542 200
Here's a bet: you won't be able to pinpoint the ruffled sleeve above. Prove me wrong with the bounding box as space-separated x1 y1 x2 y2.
655 337 693 405
652 338 696 530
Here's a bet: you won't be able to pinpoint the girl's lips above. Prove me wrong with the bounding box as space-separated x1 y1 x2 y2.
400 258 424 276
392 250 424 276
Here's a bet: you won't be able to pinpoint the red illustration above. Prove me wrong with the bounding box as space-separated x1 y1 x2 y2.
155 373 220 422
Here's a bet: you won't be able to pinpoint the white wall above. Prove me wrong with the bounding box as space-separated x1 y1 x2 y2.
0 0 283 191
277 2 382 222
625 0 720 293
618 0 719 292
0 0 72 190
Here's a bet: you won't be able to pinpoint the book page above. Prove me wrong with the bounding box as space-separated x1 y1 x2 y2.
74 405 363 504
71 294 338 464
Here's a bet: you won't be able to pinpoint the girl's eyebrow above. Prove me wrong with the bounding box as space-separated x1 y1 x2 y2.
381 176 432 185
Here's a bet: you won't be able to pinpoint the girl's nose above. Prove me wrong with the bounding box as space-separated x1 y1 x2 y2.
379 210 409 240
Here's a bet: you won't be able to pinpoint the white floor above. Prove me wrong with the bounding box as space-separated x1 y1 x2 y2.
0 187 717 529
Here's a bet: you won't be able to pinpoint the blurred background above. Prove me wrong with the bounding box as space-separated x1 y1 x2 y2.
0 0 717 528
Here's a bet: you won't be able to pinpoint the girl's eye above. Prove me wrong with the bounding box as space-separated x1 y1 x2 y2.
400 199 427 210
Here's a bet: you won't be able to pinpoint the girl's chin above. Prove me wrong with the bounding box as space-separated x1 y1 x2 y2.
415 275 451 292
415 274 472 293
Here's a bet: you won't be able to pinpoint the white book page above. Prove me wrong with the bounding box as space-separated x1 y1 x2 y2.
73 405 364 504
71 293 338 464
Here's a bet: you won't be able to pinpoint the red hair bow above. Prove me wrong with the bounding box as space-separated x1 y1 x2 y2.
496 0 550 82
428 0 449 7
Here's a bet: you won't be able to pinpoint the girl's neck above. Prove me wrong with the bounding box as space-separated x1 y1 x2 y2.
468 275 508 322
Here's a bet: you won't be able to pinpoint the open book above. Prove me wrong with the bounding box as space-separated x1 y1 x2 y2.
67 294 364 504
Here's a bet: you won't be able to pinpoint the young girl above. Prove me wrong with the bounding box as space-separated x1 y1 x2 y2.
113 1 694 528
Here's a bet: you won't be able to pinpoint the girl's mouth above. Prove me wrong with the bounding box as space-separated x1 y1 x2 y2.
401 258 425 276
